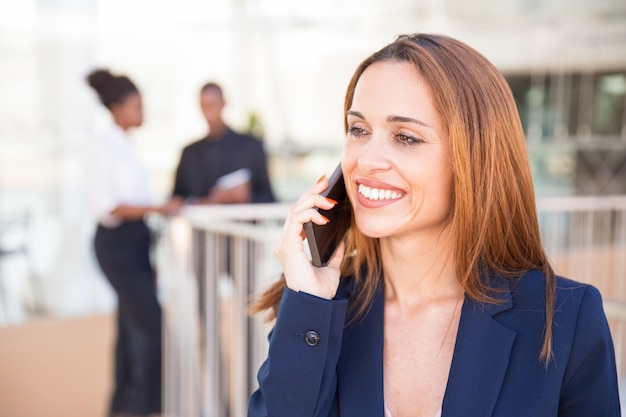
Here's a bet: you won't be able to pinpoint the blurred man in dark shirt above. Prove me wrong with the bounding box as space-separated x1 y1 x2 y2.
172 82 275 204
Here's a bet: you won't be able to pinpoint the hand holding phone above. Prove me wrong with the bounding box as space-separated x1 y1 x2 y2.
304 163 352 267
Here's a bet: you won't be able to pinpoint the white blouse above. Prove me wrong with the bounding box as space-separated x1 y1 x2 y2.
86 125 152 228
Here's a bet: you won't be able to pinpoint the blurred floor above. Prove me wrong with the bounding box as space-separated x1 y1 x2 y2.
0 313 114 417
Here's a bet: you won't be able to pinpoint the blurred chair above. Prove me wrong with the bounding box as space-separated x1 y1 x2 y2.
0 211 45 324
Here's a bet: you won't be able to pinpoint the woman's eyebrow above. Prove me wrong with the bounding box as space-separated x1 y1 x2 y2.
346 110 432 130
387 115 432 129
346 110 364 119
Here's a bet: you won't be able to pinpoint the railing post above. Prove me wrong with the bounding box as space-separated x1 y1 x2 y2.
161 216 201 417
228 233 248 417
203 230 226 417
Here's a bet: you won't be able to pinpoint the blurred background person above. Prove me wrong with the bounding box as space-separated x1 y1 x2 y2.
172 82 276 205
85 68 179 417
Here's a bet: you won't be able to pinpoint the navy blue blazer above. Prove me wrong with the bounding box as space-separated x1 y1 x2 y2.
248 271 621 416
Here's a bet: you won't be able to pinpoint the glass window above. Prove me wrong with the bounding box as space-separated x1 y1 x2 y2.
592 72 626 137
506 71 626 140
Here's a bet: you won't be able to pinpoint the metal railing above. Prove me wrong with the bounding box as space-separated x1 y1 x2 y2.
158 204 290 417
157 197 626 417
536 196 626 375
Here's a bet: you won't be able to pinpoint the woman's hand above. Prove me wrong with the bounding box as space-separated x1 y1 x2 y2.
157 197 184 215
274 176 345 300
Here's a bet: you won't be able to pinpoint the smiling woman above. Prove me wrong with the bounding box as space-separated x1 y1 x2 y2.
247 33 621 417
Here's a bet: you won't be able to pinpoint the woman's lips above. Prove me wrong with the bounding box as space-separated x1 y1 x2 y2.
358 183 403 201
356 180 405 207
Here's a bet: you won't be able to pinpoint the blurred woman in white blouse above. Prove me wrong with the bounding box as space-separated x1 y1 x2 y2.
86 68 180 417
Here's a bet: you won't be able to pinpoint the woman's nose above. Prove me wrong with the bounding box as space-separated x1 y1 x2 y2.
357 135 392 172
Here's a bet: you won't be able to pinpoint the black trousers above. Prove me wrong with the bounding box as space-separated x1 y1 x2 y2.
94 220 162 416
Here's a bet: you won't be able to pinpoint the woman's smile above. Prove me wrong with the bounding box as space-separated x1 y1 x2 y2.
356 179 406 208
358 183 404 201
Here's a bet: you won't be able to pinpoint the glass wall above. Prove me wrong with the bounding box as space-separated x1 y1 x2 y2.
507 70 626 195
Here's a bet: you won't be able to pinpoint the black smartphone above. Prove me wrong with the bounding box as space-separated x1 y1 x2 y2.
304 163 352 267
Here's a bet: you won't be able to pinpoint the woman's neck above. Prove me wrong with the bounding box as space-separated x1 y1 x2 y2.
380 230 462 310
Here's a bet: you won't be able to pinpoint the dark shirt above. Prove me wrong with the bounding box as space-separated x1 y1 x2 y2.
172 127 275 203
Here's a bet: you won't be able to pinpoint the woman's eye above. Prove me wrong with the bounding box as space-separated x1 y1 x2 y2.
347 126 369 138
394 133 424 146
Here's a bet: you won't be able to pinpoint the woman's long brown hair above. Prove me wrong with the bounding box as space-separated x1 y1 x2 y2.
250 33 556 364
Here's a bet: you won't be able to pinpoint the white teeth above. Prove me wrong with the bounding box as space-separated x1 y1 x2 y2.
358 184 401 201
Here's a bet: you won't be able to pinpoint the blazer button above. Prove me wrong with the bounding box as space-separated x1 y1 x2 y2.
305 330 320 346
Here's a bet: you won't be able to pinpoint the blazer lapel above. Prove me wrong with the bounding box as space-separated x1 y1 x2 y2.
442 281 516 417
337 285 385 417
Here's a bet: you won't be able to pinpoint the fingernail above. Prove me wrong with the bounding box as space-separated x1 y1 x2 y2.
317 175 326 183
320 215 330 223
326 197 338 205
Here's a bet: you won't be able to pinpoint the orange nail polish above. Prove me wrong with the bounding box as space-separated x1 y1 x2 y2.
326 197 338 205
317 175 326 183
321 215 330 223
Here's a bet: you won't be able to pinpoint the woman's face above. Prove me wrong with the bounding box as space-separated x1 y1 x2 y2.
342 61 453 241
111 92 143 130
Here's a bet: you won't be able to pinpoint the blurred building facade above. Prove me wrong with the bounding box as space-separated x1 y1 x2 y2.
0 0 625 322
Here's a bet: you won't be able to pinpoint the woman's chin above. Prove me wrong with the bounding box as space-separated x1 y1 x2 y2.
354 218 392 239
